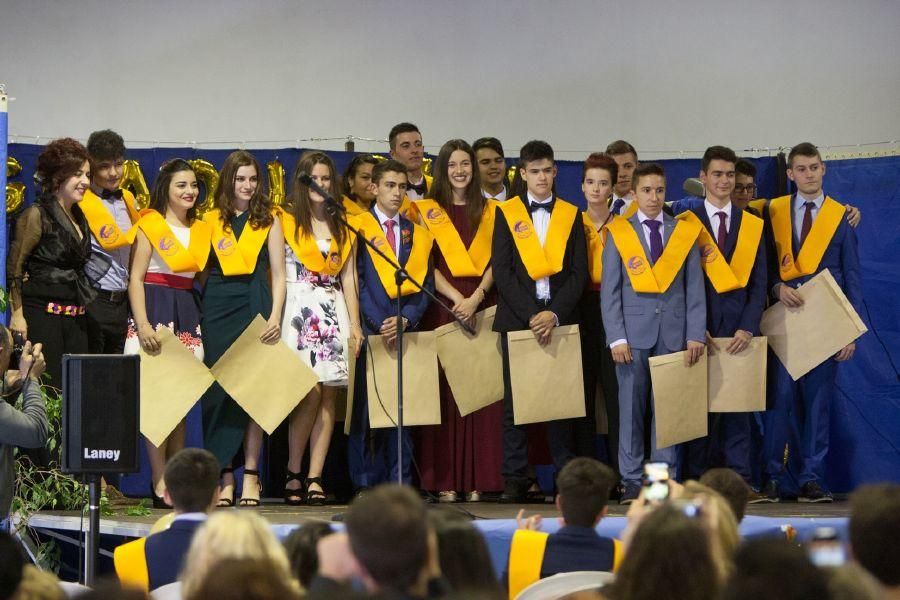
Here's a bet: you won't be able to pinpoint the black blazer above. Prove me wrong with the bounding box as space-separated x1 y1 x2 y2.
491 196 588 332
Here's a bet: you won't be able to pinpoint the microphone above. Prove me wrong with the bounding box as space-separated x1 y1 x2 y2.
297 171 344 214
682 178 705 198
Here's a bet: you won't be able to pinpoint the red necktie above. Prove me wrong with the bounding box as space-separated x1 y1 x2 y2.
716 211 728 251
384 219 397 254
800 202 815 245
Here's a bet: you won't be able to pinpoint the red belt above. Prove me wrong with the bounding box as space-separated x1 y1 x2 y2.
144 272 194 290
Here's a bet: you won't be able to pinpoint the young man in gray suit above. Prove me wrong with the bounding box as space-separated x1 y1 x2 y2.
601 163 707 503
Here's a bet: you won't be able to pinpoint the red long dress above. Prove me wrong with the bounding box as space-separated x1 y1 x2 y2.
416 204 504 493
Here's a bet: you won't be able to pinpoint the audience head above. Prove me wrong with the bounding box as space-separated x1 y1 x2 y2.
7 565 63 600
428 510 501 597
86 129 126 193
283 522 334 588
680 481 740 581
849 483 900 588
605 140 638 197
429 139 485 227
345 484 429 594
0 325 15 376
74 579 148 600
631 163 666 217
787 142 826 197
186 558 303 600
388 122 424 174
180 511 298 599
823 564 883 600
721 537 830 600
556 457 615 527
518 140 556 200
149 158 199 221
581 152 618 208
342 154 380 203
161 448 220 514
370 159 409 217
699 468 750 522
732 158 758 209
215 150 272 229
35 138 91 203
473 137 508 193
0 532 25 600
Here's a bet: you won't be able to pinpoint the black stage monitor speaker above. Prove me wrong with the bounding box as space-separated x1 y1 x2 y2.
61 354 140 474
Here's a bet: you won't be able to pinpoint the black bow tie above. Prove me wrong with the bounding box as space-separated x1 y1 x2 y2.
100 188 124 200
528 199 555 214
407 179 427 196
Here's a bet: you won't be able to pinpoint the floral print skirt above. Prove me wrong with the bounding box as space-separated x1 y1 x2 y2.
124 282 204 361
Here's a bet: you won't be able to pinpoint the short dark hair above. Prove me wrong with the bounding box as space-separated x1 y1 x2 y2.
389 122 421 150
149 158 198 222
699 468 750 522
163 448 219 513
721 538 829 600
0 532 25 599
86 129 126 163
428 514 500 596
850 484 900 586
342 154 381 197
701 146 738 172
345 485 428 592
556 457 615 527
788 142 822 168
582 152 619 183
631 162 666 190
735 158 757 178
283 522 334 588
472 137 505 157
606 140 638 159
372 159 409 184
519 140 554 167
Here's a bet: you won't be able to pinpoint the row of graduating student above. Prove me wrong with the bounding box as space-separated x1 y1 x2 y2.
6 125 861 508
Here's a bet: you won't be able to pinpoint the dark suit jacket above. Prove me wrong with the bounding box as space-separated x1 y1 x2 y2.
356 209 434 335
145 518 205 591
491 196 588 332
683 204 768 336
541 525 618 577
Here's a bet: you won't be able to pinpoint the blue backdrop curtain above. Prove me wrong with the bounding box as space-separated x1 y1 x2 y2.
5 143 898 493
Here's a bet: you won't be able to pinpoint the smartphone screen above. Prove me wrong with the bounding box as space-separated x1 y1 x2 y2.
643 462 669 503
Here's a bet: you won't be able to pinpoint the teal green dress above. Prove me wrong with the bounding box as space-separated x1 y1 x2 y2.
200 211 273 467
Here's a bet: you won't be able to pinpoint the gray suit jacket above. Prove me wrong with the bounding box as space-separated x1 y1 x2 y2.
600 213 706 351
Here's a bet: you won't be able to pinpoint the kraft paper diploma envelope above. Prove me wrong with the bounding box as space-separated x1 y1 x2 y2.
211 315 318 434
434 306 503 417
508 325 586 425
366 332 441 429
760 269 867 381
708 337 767 412
139 327 215 448
650 351 708 448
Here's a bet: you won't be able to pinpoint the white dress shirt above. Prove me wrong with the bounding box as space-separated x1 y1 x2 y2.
794 193 824 241
483 186 508 202
372 204 401 256
704 199 733 236
406 176 426 200
527 192 553 301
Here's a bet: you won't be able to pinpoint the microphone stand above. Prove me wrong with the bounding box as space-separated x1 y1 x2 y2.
298 175 475 486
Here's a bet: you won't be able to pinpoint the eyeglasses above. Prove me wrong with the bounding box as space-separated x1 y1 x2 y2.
733 184 757 194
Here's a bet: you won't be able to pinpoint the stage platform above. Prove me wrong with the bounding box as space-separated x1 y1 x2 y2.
22 499 851 579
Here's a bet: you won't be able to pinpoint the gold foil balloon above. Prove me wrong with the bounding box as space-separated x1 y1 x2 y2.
267 160 285 207
6 157 25 213
120 160 151 209
506 164 517 184
6 157 20 177
422 157 433 176
188 158 219 216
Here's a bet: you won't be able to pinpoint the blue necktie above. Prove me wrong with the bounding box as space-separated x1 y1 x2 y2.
643 219 663 263
611 198 626 215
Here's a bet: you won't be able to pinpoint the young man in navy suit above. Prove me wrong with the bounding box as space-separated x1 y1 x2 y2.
762 142 862 503
348 159 435 491
601 163 707 503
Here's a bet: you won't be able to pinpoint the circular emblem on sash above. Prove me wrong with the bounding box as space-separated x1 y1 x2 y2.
513 220 532 239
328 252 342 267
158 236 177 257
98 224 119 243
700 243 718 264
217 238 236 256
627 256 646 275
426 208 447 225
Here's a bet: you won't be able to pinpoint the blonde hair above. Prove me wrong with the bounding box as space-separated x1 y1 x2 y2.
180 512 299 598
10 565 64 600
681 481 740 582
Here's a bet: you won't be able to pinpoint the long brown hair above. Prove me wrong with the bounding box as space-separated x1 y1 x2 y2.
284 151 346 247
427 139 485 229
215 150 273 231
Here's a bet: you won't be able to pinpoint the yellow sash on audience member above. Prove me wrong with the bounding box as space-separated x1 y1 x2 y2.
769 195 845 281
204 209 272 276
355 211 434 298
499 197 579 281
78 188 141 250
677 210 763 293
132 210 211 273
279 210 356 277
582 213 607 285
748 198 768 215
113 537 149 592
507 529 549 600
414 199 497 277
342 196 368 216
606 216 702 293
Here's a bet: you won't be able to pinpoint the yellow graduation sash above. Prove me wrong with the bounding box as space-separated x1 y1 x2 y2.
769 195 845 281
204 209 272 276
279 210 356 277
507 529 549 600
113 537 149 592
414 199 497 277
355 211 434 298
582 213 607 285
133 210 211 273
748 198 768 215
677 210 763 293
622 201 638 218
499 197 579 281
78 188 140 250
606 216 702 293
342 195 368 216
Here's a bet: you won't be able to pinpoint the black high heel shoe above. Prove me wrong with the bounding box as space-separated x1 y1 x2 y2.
150 483 172 509
284 470 305 506
305 477 327 506
216 467 235 507
238 469 262 507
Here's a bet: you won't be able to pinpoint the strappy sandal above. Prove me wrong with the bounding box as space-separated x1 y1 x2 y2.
284 470 305 506
238 469 262 507
217 468 235 508
305 477 327 506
